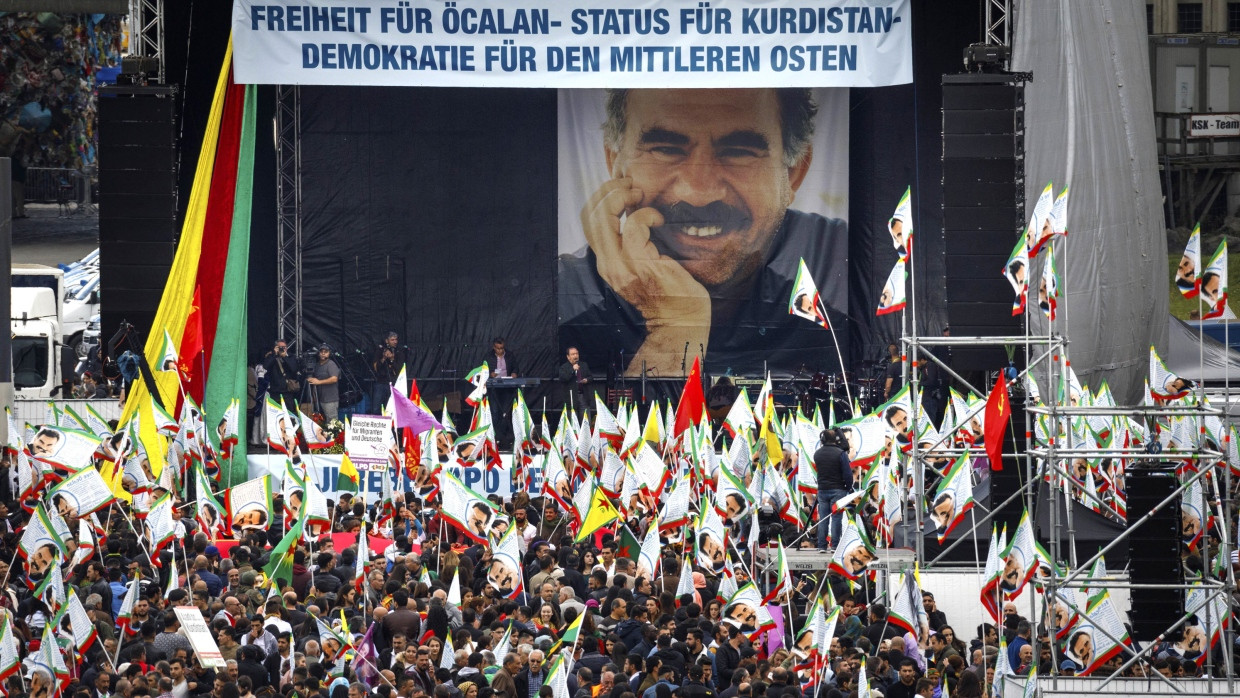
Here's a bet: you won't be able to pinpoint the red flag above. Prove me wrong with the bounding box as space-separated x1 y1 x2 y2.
984 374 1010 471
179 285 206 402
673 357 706 437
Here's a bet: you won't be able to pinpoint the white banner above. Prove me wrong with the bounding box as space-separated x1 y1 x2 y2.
344 414 393 468
232 0 912 88
248 453 527 501
174 607 227 669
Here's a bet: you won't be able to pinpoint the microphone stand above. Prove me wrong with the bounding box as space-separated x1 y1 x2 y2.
681 342 689 377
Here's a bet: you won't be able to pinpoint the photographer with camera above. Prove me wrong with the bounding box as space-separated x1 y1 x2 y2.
370 331 406 409
262 339 302 411
814 427 853 551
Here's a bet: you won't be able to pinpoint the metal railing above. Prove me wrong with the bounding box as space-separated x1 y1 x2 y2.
22 168 90 204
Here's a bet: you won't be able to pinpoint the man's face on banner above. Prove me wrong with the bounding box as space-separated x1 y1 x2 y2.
1001 549 1025 591
1178 623 1206 655
30 543 57 575
30 429 61 457
699 532 726 571
843 543 874 574
488 558 517 592
930 493 954 530
604 89 810 290
1177 254 1197 288
1182 505 1202 541
467 503 492 537
726 601 757 629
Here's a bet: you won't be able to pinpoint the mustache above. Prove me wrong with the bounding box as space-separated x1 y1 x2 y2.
649 201 749 231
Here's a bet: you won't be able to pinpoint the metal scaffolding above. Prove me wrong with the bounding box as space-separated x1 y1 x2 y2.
275 85 303 352
903 325 1238 688
127 0 165 84
984 0 1011 51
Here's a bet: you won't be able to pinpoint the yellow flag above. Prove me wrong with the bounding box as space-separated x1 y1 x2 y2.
642 402 662 444
100 459 132 504
575 484 618 542
760 399 783 466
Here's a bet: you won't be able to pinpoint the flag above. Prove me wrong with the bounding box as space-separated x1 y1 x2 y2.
116 577 140 636
828 512 875 581
788 257 831 328
1048 185 1069 239
1176 222 1202 297
575 481 618 543
464 363 489 406
157 329 179 372
636 516 662 581
1076 591 1132 676
299 408 334 450
1001 511 1038 600
545 652 570 698
930 452 975 543
886 570 927 640
759 399 783 467
0 616 17 683
875 254 907 316
980 524 1006 621
263 506 307 589
673 357 706 438
337 451 360 493
1004 235 1029 315
983 375 1010 471
722 390 756 439
1149 346 1193 400
354 522 369 595
440 470 500 544
392 386 444 435
1202 239 1228 319
489 525 525 600
761 541 791 604
1039 244 1060 320
1025 181 1055 256
888 186 913 252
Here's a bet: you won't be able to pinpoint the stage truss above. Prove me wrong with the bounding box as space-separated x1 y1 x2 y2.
275 85 303 352
903 329 1238 689
127 0 165 83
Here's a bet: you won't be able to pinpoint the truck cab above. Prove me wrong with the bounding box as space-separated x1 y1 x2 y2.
11 287 61 398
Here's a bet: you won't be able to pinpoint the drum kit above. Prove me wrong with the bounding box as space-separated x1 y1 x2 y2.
795 359 888 421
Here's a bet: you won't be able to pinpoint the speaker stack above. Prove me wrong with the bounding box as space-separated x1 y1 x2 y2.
941 73 1026 373
1126 464 1185 642
97 84 178 342
942 73 1028 530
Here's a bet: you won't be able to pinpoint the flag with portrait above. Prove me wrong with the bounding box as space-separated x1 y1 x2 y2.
1176 223 1202 297
1149 346 1193 400
929 452 975 543
464 362 489 406
1180 581 1231 666
1039 244 1060 320
695 496 729 576
828 512 875 581
26 425 100 474
47 466 115 520
659 475 692 533
224 475 274 536
487 524 524 599
788 258 831 329
1074 590 1132 676
888 185 913 253
1001 510 1038 601
1201 239 1228 319
440 469 500 544
723 582 776 639
18 504 65 581
836 413 886 468
541 446 573 514
1025 181 1055 256
636 515 661 582
1004 236 1029 315
714 459 753 523
875 254 907 316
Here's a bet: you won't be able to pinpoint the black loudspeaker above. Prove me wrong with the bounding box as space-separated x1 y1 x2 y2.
97 85 177 341
1126 464 1184 642
941 74 1026 373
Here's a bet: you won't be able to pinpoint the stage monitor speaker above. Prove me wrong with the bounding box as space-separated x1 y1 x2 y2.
97 85 177 342
1126 464 1184 642
942 74 1026 374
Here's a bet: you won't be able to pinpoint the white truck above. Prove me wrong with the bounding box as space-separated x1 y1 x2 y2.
12 262 99 349
11 286 67 399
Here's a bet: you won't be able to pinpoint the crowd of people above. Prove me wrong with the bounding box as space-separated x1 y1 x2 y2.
0 341 1235 698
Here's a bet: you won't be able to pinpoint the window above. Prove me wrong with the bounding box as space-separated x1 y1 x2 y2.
1148 3 1155 34
1178 2 1203 33
1229 2 1240 31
